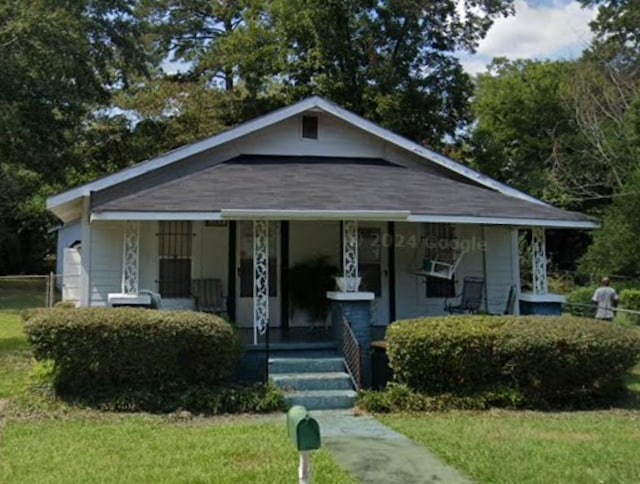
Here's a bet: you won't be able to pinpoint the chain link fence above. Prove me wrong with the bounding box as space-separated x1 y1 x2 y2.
0 274 79 312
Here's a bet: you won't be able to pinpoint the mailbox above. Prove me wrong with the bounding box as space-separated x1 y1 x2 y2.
286 405 321 451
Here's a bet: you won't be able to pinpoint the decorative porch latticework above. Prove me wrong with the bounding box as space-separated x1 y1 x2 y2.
121 221 140 294
343 220 358 286
532 227 548 294
253 220 269 342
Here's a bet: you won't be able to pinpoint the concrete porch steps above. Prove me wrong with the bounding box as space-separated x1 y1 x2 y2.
271 372 354 391
269 356 345 374
269 356 357 410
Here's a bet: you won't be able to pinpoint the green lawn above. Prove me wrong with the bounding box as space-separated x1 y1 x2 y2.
2 303 640 483
0 313 31 398
0 309 355 483
1 417 355 484
381 409 640 483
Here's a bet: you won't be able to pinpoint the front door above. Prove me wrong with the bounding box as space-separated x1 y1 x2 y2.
236 221 281 329
358 222 389 326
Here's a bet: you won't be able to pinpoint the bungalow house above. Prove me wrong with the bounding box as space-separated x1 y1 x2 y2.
47 97 597 398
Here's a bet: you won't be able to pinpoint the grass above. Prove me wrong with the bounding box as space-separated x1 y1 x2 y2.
1 416 355 484
377 322 640 484
0 307 354 483
2 293 640 483
381 409 640 484
0 313 31 398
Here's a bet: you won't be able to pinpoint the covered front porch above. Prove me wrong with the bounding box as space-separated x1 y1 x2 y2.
87 214 561 347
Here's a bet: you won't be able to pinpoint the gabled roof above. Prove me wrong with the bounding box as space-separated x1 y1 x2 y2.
47 96 549 212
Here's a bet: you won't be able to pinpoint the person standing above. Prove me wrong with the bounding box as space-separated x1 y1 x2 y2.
592 277 619 321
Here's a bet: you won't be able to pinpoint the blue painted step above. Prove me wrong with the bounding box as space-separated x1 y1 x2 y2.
284 389 358 410
269 357 344 374
271 372 353 391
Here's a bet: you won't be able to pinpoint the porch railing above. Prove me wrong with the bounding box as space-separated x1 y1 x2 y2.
341 315 362 390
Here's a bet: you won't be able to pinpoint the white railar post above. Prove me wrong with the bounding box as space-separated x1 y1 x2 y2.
122 221 140 295
343 220 358 290
532 226 548 295
299 451 311 484
253 220 269 344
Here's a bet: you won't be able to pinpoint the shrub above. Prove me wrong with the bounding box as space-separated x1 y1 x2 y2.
386 316 506 393
358 383 525 413
496 317 640 402
386 315 640 406
24 308 241 394
565 286 597 317
619 289 640 324
78 382 286 414
53 300 76 309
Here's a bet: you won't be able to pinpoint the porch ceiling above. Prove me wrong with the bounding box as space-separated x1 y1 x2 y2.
91 156 595 226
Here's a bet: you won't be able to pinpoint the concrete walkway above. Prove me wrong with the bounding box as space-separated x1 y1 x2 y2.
312 410 473 484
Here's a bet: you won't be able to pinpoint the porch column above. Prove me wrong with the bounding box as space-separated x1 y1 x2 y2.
519 226 564 315
531 226 548 295
342 220 358 288
327 219 375 388
121 221 140 294
253 220 269 344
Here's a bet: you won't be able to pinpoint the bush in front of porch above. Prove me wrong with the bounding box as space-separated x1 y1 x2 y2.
23 308 285 413
360 315 640 411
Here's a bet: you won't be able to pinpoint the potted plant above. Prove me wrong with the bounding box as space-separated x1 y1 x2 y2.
334 275 362 292
289 256 339 325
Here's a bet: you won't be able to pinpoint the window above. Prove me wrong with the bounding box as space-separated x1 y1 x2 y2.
158 221 193 298
424 224 456 298
302 115 318 139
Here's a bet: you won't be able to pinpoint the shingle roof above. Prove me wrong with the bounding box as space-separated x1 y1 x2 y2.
92 156 593 224
48 96 546 214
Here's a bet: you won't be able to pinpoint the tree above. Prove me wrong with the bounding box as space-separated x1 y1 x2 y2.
469 58 581 204
137 0 516 147
0 0 149 273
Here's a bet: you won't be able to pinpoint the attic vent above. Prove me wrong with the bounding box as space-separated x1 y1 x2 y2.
302 115 318 139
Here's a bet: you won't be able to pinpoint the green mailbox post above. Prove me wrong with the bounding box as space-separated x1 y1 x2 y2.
286 405 321 483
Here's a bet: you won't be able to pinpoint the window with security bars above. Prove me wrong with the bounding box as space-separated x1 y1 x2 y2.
158 221 193 298
424 224 456 298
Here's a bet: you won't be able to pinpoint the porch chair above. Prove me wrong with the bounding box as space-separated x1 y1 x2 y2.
191 278 226 315
444 276 485 314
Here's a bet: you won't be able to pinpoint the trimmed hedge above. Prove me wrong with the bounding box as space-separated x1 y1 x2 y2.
620 289 640 323
565 286 597 317
24 308 241 393
386 315 640 405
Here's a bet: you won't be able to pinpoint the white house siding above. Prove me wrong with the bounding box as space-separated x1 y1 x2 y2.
88 221 124 306
191 221 228 312
483 226 518 315
392 223 515 320
192 221 229 282
288 220 341 327
240 114 386 159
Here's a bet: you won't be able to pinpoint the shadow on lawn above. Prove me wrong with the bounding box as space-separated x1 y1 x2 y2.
0 337 29 354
